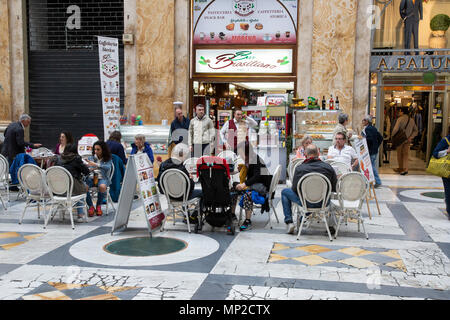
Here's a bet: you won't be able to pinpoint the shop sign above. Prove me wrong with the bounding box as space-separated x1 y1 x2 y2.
371 55 450 73
193 0 298 44
195 49 293 73
98 36 121 140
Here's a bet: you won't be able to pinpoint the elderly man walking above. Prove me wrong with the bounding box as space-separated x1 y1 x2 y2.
168 102 190 158
188 104 215 157
1 114 42 167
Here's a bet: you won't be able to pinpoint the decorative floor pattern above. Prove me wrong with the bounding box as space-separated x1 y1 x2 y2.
21 282 143 300
0 232 45 250
268 243 407 272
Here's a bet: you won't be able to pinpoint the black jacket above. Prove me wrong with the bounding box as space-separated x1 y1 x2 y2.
156 158 194 200
1 121 36 161
363 124 383 156
400 0 423 22
60 153 90 180
246 156 272 191
291 158 337 196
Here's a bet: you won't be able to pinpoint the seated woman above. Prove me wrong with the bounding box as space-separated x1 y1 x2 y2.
296 135 313 159
234 141 272 231
54 131 74 155
131 134 154 164
156 143 202 222
85 140 113 217
59 143 90 222
106 130 127 165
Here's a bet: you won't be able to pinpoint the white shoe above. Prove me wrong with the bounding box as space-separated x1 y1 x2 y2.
286 223 295 234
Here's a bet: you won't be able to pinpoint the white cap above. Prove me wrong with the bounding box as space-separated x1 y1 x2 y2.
173 101 183 105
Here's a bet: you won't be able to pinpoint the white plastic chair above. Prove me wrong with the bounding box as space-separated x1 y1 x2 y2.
44 166 87 230
0 154 9 210
18 164 51 224
159 168 201 233
332 172 369 239
183 157 199 182
295 172 334 241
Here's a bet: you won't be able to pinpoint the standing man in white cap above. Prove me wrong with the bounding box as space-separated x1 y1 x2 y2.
168 101 190 158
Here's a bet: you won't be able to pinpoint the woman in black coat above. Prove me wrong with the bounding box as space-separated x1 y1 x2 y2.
60 143 90 222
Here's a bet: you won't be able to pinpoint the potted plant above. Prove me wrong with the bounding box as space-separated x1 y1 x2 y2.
429 14 450 49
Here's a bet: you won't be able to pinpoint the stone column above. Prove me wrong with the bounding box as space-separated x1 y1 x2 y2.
124 0 137 117
310 0 358 123
0 0 12 127
174 0 190 115
296 0 314 99
135 0 175 125
352 0 373 133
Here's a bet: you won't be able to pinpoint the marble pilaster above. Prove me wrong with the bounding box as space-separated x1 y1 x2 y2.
0 0 12 124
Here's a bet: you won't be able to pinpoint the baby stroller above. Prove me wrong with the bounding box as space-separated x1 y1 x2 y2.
196 156 236 235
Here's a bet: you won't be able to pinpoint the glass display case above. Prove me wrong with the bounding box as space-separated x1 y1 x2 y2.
120 125 170 155
292 110 341 155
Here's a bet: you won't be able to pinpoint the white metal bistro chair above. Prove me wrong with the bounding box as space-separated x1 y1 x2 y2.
159 168 201 233
0 154 9 210
44 166 88 230
330 161 352 178
332 172 370 239
323 159 336 165
287 159 304 188
295 172 334 241
18 164 51 224
183 157 199 182
88 163 116 215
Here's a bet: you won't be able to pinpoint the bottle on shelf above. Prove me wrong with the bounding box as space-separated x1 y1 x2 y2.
321 96 326 110
335 96 340 110
329 94 334 110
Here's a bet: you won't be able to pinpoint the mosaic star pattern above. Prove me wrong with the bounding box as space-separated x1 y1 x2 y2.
268 243 407 272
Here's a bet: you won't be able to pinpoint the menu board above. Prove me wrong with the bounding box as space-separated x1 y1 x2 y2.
111 153 164 235
134 153 165 230
78 134 99 157
354 138 375 183
98 36 121 140
193 0 298 44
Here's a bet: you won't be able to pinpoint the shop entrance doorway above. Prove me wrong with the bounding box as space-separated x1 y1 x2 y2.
378 88 448 174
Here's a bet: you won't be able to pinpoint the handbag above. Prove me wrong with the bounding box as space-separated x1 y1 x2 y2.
426 137 450 178
250 182 268 196
391 117 410 150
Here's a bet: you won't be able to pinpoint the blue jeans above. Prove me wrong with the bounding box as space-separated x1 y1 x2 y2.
370 153 382 185
85 177 108 207
443 177 450 215
281 188 302 224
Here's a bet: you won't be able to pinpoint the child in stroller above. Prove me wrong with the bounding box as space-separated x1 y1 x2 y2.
196 155 236 235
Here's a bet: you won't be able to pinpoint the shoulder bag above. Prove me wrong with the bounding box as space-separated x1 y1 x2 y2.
391 117 410 150
426 137 450 178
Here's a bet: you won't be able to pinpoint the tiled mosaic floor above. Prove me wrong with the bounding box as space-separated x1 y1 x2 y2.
0 173 449 300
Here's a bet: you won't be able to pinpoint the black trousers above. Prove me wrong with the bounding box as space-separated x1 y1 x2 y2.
404 19 419 55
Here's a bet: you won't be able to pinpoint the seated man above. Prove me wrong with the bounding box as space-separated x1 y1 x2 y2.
327 131 358 170
156 143 202 221
281 144 337 234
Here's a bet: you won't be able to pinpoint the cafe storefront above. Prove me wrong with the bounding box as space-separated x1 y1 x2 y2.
189 0 299 181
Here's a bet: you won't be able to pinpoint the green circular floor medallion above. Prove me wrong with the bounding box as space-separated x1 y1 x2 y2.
421 192 445 200
104 237 187 257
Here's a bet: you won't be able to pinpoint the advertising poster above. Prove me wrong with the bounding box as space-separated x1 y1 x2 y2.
98 36 121 140
193 0 298 44
354 138 375 183
195 49 293 74
134 153 165 230
78 134 99 157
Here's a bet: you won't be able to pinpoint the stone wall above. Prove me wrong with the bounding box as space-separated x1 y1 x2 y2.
0 0 12 126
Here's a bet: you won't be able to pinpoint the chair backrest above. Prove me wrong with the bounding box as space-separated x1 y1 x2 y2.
330 161 352 178
337 172 369 208
109 162 115 180
159 168 190 204
323 159 335 165
217 150 238 163
38 147 53 157
296 172 331 211
288 158 302 178
268 164 281 194
0 154 9 182
291 159 304 179
183 157 199 175
18 164 46 195
45 166 73 198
